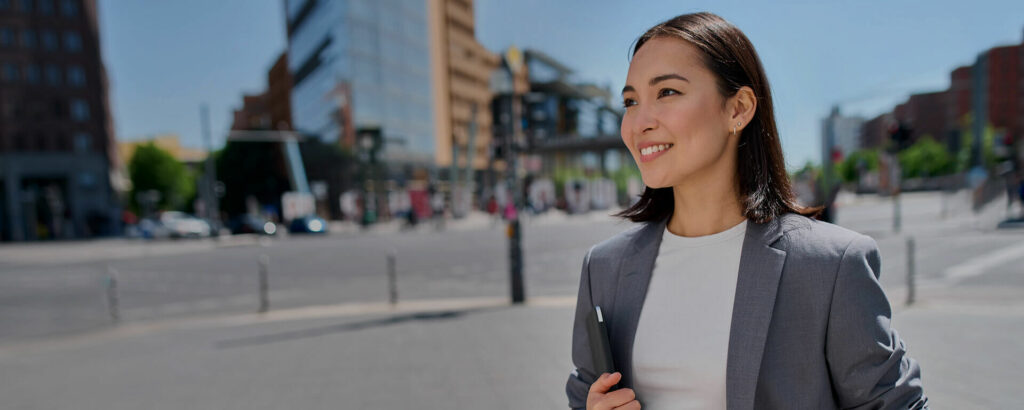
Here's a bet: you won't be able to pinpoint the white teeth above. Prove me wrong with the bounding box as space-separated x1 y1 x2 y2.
641 144 672 156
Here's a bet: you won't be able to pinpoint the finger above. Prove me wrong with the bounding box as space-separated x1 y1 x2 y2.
588 372 622 394
603 388 636 407
614 400 641 410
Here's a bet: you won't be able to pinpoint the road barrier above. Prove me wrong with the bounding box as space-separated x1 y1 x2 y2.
105 265 120 323
387 250 398 306
906 236 916 306
258 254 270 313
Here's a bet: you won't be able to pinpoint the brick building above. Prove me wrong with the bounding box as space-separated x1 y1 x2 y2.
0 0 120 241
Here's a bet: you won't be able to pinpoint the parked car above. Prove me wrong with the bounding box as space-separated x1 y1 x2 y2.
160 211 212 238
228 214 277 235
137 217 170 239
288 215 328 234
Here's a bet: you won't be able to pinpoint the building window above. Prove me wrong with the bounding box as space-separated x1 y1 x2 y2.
25 63 39 84
73 131 90 152
70 98 88 121
18 0 30 12
44 63 60 85
2 63 18 82
15 133 29 151
0 28 14 47
62 31 81 52
67 64 84 86
40 30 57 50
51 98 64 118
21 29 35 48
37 0 52 15
58 0 76 17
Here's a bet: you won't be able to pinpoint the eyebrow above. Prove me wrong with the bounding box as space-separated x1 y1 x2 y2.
621 73 690 95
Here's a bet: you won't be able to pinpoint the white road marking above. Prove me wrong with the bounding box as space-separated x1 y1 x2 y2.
942 241 1024 284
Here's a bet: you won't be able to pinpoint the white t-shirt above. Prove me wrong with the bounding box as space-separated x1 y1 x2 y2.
632 219 747 409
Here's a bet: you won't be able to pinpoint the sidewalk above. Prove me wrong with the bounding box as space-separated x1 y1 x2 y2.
1 289 1021 409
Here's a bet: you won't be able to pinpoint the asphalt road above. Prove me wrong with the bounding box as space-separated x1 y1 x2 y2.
1 190 1023 408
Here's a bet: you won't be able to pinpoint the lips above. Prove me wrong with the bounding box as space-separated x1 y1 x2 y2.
637 143 674 163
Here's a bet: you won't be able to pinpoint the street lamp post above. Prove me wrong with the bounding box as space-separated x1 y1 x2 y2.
359 128 381 227
504 47 526 304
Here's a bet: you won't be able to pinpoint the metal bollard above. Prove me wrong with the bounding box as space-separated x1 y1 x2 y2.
387 250 398 306
893 194 902 233
258 253 270 313
106 266 120 323
906 237 916 306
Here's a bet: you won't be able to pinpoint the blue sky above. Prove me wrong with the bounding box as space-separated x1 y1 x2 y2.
99 0 1023 169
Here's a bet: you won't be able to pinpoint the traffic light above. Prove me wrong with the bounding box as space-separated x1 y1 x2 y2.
888 122 913 153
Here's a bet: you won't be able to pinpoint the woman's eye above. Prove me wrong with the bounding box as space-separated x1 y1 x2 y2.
658 88 680 98
622 98 637 108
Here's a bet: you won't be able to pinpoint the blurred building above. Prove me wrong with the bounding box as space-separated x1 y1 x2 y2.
896 91 950 145
231 51 294 132
860 28 1024 161
861 112 894 150
267 51 293 131
822 106 864 162
231 91 273 131
284 0 435 166
0 0 120 241
492 48 625 179
429 0 500 172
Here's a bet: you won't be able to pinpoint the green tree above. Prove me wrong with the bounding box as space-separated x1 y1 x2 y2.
128 142 195 213
954 113 999 172
898 136 955 179
790 161 820 180
836 149 880 183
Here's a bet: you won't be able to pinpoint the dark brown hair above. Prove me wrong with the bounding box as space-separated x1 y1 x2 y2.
615 12 820 224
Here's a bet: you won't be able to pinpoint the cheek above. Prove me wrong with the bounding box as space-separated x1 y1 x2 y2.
620 119 636 156
664 101 723 149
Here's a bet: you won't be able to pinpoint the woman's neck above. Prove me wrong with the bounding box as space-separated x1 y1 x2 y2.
667 176 746 238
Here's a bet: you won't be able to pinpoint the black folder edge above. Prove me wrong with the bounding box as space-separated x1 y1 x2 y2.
586 305 616 379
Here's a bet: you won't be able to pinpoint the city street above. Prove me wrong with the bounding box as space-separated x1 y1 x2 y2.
1 190 1023 408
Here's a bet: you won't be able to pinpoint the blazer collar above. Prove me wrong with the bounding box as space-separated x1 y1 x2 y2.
725 216 788 410
613 215 789 410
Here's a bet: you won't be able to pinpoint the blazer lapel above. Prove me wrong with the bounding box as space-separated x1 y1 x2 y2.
726 217 788 410
611 218 666 389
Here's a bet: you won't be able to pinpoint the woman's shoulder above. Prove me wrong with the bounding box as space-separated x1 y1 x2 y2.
776 213 878 257
586 220 659 260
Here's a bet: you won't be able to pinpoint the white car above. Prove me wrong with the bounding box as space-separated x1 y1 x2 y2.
160 211 212 238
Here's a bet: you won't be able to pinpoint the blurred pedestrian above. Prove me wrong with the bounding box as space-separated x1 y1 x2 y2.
429 185 446 229
486 194 498 215
567 12 927 410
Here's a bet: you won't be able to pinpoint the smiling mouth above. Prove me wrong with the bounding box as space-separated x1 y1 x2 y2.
639 143 674 162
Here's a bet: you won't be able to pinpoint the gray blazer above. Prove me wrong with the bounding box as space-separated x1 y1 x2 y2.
566 213 927 409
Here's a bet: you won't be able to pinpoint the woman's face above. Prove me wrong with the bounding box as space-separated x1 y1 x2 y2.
621 36 739 189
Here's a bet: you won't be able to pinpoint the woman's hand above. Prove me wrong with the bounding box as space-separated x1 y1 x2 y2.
587 372 641 410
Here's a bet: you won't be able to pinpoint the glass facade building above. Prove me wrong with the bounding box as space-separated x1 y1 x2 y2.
286 0 435 164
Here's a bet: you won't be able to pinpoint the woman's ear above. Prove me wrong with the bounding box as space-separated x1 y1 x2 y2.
730 86 757 130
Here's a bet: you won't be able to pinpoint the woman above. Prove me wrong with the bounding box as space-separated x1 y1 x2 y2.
566 12 927 410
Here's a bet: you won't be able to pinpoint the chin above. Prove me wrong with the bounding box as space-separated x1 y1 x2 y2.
640 173 673 189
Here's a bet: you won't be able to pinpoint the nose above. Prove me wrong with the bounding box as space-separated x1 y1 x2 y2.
631 105 657 136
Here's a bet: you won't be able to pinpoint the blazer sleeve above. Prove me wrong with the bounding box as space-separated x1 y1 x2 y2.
826 234 928 409
566 246 597 410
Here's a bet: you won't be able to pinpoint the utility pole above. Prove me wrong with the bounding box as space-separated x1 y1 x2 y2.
464 103 478 212
450 134 460 218
200 104 220 231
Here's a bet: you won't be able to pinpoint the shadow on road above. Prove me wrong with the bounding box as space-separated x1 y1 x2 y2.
214 306 502 349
